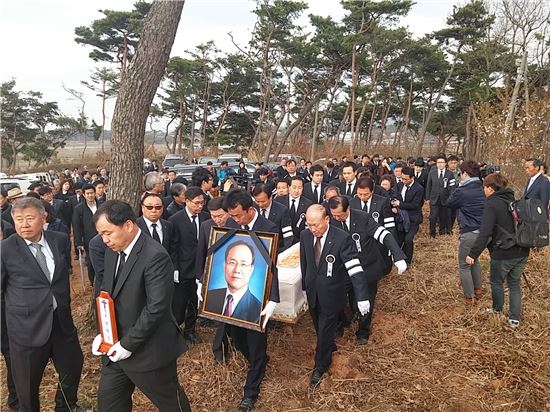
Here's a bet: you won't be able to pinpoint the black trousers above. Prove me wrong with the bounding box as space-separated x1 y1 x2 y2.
97 360 190 412
1 301 18 409
84 247 95 285
172 279 198 331
213 324 269 399
356 280 379 339
429 203 450 236
9 311 83 412
309 303 339 373
399 223 420 264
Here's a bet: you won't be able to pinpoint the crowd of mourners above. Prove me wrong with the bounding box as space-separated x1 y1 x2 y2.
1 153 549 412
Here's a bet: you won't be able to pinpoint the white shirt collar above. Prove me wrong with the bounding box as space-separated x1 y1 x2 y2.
313 226 329 250
530 172 542 183
243 209 259 230
142 216 160 229
223 286 248 314
122 229 142 257
261 201 272 217
24 232 47 248
186 207 197 221
290 195 300 207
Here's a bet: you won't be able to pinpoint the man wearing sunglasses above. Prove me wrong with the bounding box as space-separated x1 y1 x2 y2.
136 193 177 263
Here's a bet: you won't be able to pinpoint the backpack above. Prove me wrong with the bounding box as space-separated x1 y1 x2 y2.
499 198 549 249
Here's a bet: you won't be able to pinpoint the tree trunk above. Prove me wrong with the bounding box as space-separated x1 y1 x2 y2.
416 51 460 156
109 0 185 210
505 49 527 137
101 80 106 153
310 102 319 161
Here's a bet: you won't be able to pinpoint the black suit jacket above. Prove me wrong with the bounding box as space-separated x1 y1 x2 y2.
303 181 328 204
89 234 107 298
414 169 428 188
1 231 74 347
169 209 209 280
323 169 339 184
136 217 177 263
72 201 98 248
349 194 395 231
524 174 550 215
204 288 262 324
98 232 186 372
254 201 293 251
1 203 13 226
396 181 424 225
338 180 358 197
425 169 456 205
300 226 368 313
196 219 215 282
331 209 405 281
274 195 312 242
226 215 280 303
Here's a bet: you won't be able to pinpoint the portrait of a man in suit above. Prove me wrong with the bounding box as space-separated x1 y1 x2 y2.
204 240 262 324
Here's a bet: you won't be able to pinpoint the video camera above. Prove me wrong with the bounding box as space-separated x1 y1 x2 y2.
480 164 500 180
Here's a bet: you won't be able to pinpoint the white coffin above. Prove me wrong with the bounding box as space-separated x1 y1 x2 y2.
272 243 308 323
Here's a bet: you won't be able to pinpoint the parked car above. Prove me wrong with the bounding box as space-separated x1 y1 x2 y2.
0 178 33 194
163 154 187 168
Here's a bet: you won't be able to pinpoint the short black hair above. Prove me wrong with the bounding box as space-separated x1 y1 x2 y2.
309 164 324 175
225 240 255 265
328 195 349 212
82 183 96 193
252 183 272 199
341 161 357 171
223 188 253 210
141 192 163 205
41 200 56 223
0 189 8 198
460 160 480 177
401 166 414 178
28 182 42 191
73 182 83 191
526 158 542 168
414 158 425 167
184 186 205 202
93 179 106 187
286 159 297 167
38 185 52 196
220 161 229 166
208 196 226 211
93 200 136 227
258 167 270 176
327 161 335 168
192 167 213 187
289 176 304 185
357 177 375 191
436 154 447 162
447 155 459 162
173 176 188 185
277 178 290 187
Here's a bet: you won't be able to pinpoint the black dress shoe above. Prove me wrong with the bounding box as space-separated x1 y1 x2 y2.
183 330 199 344
356 336 369 345
238 396 257 412
309 369 324 389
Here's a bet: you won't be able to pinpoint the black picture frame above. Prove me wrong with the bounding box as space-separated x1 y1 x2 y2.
199 227 278 332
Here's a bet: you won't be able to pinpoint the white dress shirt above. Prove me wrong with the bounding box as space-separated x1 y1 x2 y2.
243 209 259 230
142 216 163 244
25 233 56 308
527 172 542 192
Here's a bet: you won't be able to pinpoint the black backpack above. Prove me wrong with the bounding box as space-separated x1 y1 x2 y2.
498 198 549 249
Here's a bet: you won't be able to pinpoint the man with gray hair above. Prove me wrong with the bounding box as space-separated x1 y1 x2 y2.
166 182 187 217
1 197 88 412
143 172 164 195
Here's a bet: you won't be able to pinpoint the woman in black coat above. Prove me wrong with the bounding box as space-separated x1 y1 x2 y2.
42 200 69 236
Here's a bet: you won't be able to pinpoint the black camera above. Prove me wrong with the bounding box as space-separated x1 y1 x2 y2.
480 164 500 180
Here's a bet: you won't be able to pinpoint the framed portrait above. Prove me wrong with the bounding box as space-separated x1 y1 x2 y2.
199 227 278 332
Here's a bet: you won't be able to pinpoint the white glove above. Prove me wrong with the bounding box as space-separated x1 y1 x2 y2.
173 270 179 283
92 334 104 356
107 341 132 362
260 301 277 328
395 260 407 274
357 300 370 316
196 281 203 308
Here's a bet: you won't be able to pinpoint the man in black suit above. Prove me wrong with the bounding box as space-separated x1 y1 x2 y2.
198 189 278 412
136 193 177 261
169 186 210 343
274 158 287 179
1 197 88 412
337 161 359 197
274 176 312 243
413 158 428 189
38 185 65 218
252 167 276 195
252 184 294 250
303 164 328 204
425 155 457 237
0 189 14 226
91 200 190 412
323 161 339 184
350 177 396 231
279 159 308 182
392 167 425 264
524 158 550 217
93 179 107 204
164 170 177 197
204 241 263 323
166 182 187 218
300 204 370 388
329 196 406 344
73 184 99 284
89 234 108 299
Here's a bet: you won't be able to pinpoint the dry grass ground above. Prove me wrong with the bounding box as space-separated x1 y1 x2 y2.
2 223 550 411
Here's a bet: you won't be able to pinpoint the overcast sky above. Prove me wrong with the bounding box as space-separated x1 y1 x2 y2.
0 0 456 129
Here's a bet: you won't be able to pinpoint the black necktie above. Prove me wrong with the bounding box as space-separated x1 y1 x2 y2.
363 201 369 214
313 185 319 203
347 183 352 196
151 223 161 243
314 236 322 266
244 225 250 230
261 209 267 218
439 171 443 180
290 199 297 217
342 220 349 232
191 215 198 239
114 252 126 288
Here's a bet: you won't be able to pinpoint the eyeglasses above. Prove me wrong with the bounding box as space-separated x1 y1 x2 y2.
226 259 252 269
143 205 163 210
188 199 205 206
